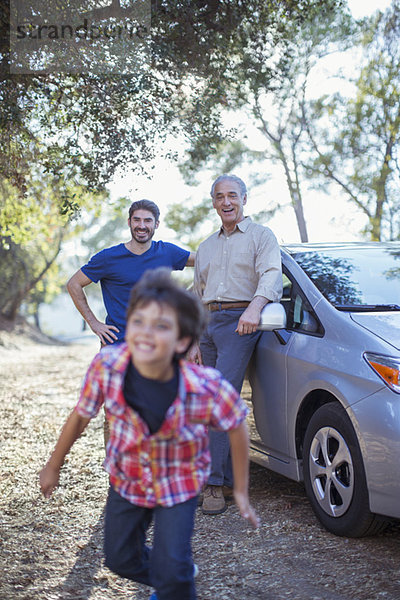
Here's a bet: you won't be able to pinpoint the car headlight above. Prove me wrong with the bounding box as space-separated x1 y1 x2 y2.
364 353 400 394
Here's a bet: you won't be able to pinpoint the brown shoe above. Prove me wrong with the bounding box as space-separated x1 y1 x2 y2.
198 485 233 506
222 486 233 501
201 485 227 515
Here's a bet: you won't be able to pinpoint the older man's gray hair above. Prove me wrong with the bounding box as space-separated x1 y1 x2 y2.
210 174 247 199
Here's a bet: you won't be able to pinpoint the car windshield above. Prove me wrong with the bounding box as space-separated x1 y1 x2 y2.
291 246 400 310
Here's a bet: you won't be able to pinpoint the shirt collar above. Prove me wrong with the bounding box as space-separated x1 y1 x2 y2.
101 342 131 374
100 344 206 392
218 215 252 236
179 360 212 396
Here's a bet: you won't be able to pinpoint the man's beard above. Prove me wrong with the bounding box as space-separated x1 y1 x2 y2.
131 226 155 243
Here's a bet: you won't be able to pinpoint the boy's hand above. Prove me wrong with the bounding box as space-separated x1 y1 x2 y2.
39 464 60 498
234 490 260 529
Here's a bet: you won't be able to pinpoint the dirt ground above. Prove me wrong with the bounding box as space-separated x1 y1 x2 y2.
1 329 400 600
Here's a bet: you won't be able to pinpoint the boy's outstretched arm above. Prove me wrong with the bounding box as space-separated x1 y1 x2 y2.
228 421 260 529
40 410 91 498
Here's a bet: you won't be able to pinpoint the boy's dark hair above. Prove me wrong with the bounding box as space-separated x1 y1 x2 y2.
128 199 160 222
126 268 207 357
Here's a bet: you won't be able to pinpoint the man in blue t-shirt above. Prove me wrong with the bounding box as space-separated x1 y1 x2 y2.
67 199 194 345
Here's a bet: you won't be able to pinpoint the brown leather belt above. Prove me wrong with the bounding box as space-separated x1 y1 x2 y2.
207 301 250 312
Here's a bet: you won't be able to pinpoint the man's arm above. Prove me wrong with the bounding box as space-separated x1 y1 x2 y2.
186 249 203 363
39 410 91 498
236 228 282 336
67 270 119 345
185 251 196 267
229 421 260 528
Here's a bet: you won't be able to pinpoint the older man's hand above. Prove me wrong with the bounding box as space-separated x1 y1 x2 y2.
235 305 261 336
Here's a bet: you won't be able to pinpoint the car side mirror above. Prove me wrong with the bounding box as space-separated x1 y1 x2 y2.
258 302 287 331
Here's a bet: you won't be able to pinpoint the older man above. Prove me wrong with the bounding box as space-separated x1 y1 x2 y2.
191 174 282 515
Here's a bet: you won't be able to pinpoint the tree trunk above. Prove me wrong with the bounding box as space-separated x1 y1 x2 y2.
33 306 41 331
280 148 309 242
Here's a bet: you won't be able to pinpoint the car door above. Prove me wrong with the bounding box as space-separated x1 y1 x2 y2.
249 267 322 478
248 272 292 467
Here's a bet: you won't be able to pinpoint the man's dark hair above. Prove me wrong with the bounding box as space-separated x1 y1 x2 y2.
128 199 160 222
126 268 207 357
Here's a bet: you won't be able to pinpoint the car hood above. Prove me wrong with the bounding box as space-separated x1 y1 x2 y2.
350 312 400 351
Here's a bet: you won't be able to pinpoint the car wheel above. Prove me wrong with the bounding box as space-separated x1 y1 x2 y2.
303 402 386 537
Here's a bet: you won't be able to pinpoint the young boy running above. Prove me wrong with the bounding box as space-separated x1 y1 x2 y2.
40 268 259 600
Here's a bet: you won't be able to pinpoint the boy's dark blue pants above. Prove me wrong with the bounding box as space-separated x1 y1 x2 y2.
104 485 197 600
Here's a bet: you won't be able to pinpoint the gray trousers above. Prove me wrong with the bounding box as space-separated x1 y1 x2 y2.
199 309 261 487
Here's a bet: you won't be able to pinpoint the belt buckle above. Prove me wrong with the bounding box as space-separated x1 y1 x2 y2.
208 302 221 311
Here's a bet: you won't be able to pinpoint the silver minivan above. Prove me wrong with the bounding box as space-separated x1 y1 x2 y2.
249 242 400 537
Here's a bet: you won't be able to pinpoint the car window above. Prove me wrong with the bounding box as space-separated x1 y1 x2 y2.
282 271 322 335
290 247 400 308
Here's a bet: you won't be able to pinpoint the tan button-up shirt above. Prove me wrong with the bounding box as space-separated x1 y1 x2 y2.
194 217 282 304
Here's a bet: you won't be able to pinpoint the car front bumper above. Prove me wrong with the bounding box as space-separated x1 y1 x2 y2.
350 386 400 520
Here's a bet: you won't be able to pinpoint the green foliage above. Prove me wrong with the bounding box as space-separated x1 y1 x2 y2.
0 232 64 321
0 174 109 320
72 198 130 263
2 0 337 201
180 139 267 185
165 198 218 250
174 1 352 242
305 1 400 241
0 0 348 321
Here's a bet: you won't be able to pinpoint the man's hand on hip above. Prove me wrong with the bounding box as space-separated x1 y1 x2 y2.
90 320 120 345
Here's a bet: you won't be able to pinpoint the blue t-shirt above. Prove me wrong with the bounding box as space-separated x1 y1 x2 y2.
81 241 190 342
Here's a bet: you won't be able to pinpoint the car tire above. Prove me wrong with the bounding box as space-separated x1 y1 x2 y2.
303 402 386 537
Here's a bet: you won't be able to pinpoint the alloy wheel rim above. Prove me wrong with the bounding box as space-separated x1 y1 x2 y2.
309 426 354 517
